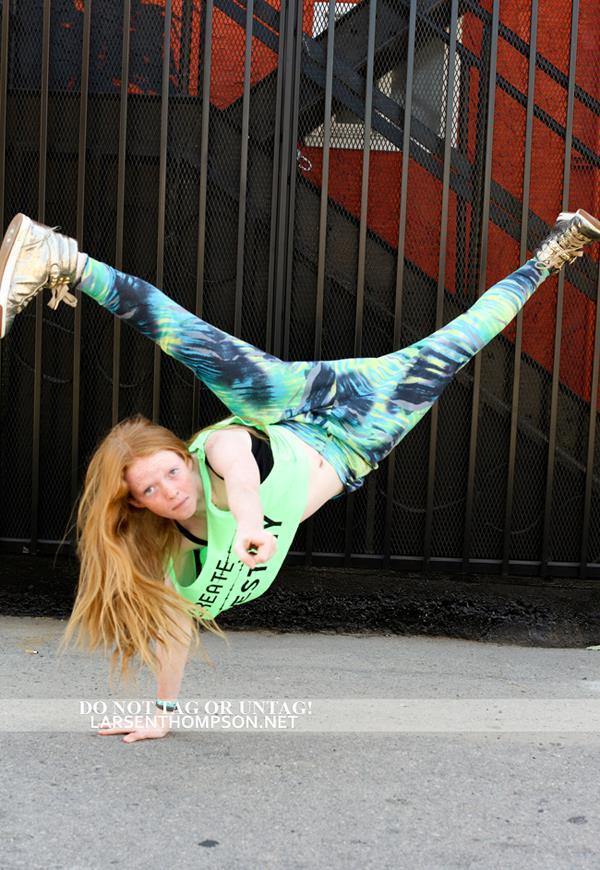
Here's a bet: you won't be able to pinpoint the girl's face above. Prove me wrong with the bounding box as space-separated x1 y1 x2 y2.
125 450 202 520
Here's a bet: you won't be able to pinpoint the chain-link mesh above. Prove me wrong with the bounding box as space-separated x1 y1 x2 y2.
0 0 599 577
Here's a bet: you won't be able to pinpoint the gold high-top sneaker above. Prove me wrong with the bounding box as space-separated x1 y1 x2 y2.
0 213 81 339
533 208 600 274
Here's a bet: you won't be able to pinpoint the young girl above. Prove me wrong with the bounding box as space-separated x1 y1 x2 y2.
1 208 599 742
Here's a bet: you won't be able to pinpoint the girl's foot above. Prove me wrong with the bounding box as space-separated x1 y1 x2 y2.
0 213 81 339
533 208 600 274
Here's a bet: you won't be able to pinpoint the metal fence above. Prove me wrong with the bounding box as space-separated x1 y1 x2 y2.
0 0 599 578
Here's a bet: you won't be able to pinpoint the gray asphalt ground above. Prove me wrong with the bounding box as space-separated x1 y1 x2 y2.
3 616 600 869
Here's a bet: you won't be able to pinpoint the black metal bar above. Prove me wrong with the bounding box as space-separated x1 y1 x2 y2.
344 0 377 567
0 0 9 231
153 0 172 423
462 0 600 117
353 0 376 356
314 0 336 359
152 0 172 423
0 0 10 406
234 0 254 336
462 0 499 571
282 0 305 360
424 0 459 569
265 1 285 356
383 0 416 568
305 0 337 568
272 0 297 357
192 0 214 431
6 532 600 578
71 0 92 510
180 0 193 90
502 0 537 576
581 262 600 576
31 0 52 552
112 0 131 426
541 0 579 574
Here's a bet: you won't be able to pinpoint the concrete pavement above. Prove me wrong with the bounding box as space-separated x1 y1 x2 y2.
3 616 600 868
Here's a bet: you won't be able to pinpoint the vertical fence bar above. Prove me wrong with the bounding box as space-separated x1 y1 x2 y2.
384 0 416 567
344 0 377 565
305 0 337 566
31 0 52 551
462 0 499 570
282 0 305 360
112 0 131 426
272 0 298 357
540 0 579 574
502 0 537 576
423 0 458 569
0 0 9 231
71 0 92 508
314 0 336 358
0 0 11 403
265 4 286 355
180 0 193 88
581 263 600 575
153 0 172 423
193 0 213 431
234 0 254 336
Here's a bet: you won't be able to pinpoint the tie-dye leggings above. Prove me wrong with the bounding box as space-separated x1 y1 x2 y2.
79 257 549 492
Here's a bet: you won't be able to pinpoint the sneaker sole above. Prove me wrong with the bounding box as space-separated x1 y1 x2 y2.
576 208 600 239
557 208 600 240
0 213 33 339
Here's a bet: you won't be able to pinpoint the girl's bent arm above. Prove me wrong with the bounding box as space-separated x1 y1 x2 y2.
205 428 277 567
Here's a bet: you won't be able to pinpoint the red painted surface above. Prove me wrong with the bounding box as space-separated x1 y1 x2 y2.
295 1 599 405
63 0 600 401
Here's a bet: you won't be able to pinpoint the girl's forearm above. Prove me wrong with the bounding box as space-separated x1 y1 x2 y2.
155 609 193 699
225 478 264 531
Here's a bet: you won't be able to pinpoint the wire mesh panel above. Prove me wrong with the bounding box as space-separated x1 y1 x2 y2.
0 0 599 578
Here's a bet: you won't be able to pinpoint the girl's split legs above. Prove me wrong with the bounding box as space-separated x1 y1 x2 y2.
1 209 599 492
0 214 331 424
77 257 330 424
313 259 549 490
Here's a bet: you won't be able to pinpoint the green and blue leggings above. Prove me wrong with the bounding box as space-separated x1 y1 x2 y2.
79 258 549 492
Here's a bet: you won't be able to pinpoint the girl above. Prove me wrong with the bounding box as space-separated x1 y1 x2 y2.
1 208 599 743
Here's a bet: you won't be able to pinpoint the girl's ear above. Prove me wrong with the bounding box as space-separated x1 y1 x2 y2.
128 496 144 509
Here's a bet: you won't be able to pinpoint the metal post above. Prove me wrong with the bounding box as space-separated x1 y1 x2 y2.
462 0 499 570
384 0 416 567
112 0 131 426
344 0 377 565
31 0 52 551
540 0 579 574
424 0 459 569
153 0 173 423
71 0 92 508
502 0 537 576
192 0 214 431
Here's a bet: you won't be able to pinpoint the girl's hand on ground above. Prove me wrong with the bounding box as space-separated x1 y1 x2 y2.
234 528 277 568
96 713 171 743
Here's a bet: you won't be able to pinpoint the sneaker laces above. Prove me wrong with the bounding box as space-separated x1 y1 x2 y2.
19 225 79 312
47 282 78 311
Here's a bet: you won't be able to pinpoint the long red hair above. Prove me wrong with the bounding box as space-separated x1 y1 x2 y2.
59 415 228 685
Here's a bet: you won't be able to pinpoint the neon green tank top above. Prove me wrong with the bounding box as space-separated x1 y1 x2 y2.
167 417 309 619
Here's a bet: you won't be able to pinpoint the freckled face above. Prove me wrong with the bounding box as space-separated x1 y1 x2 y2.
125 450 201 520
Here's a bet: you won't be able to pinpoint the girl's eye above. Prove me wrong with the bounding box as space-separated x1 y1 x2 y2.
144 486 155 496
169 467 179 476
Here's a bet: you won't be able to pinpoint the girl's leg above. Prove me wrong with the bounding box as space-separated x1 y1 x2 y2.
79 257 334 424
286 260 550 492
